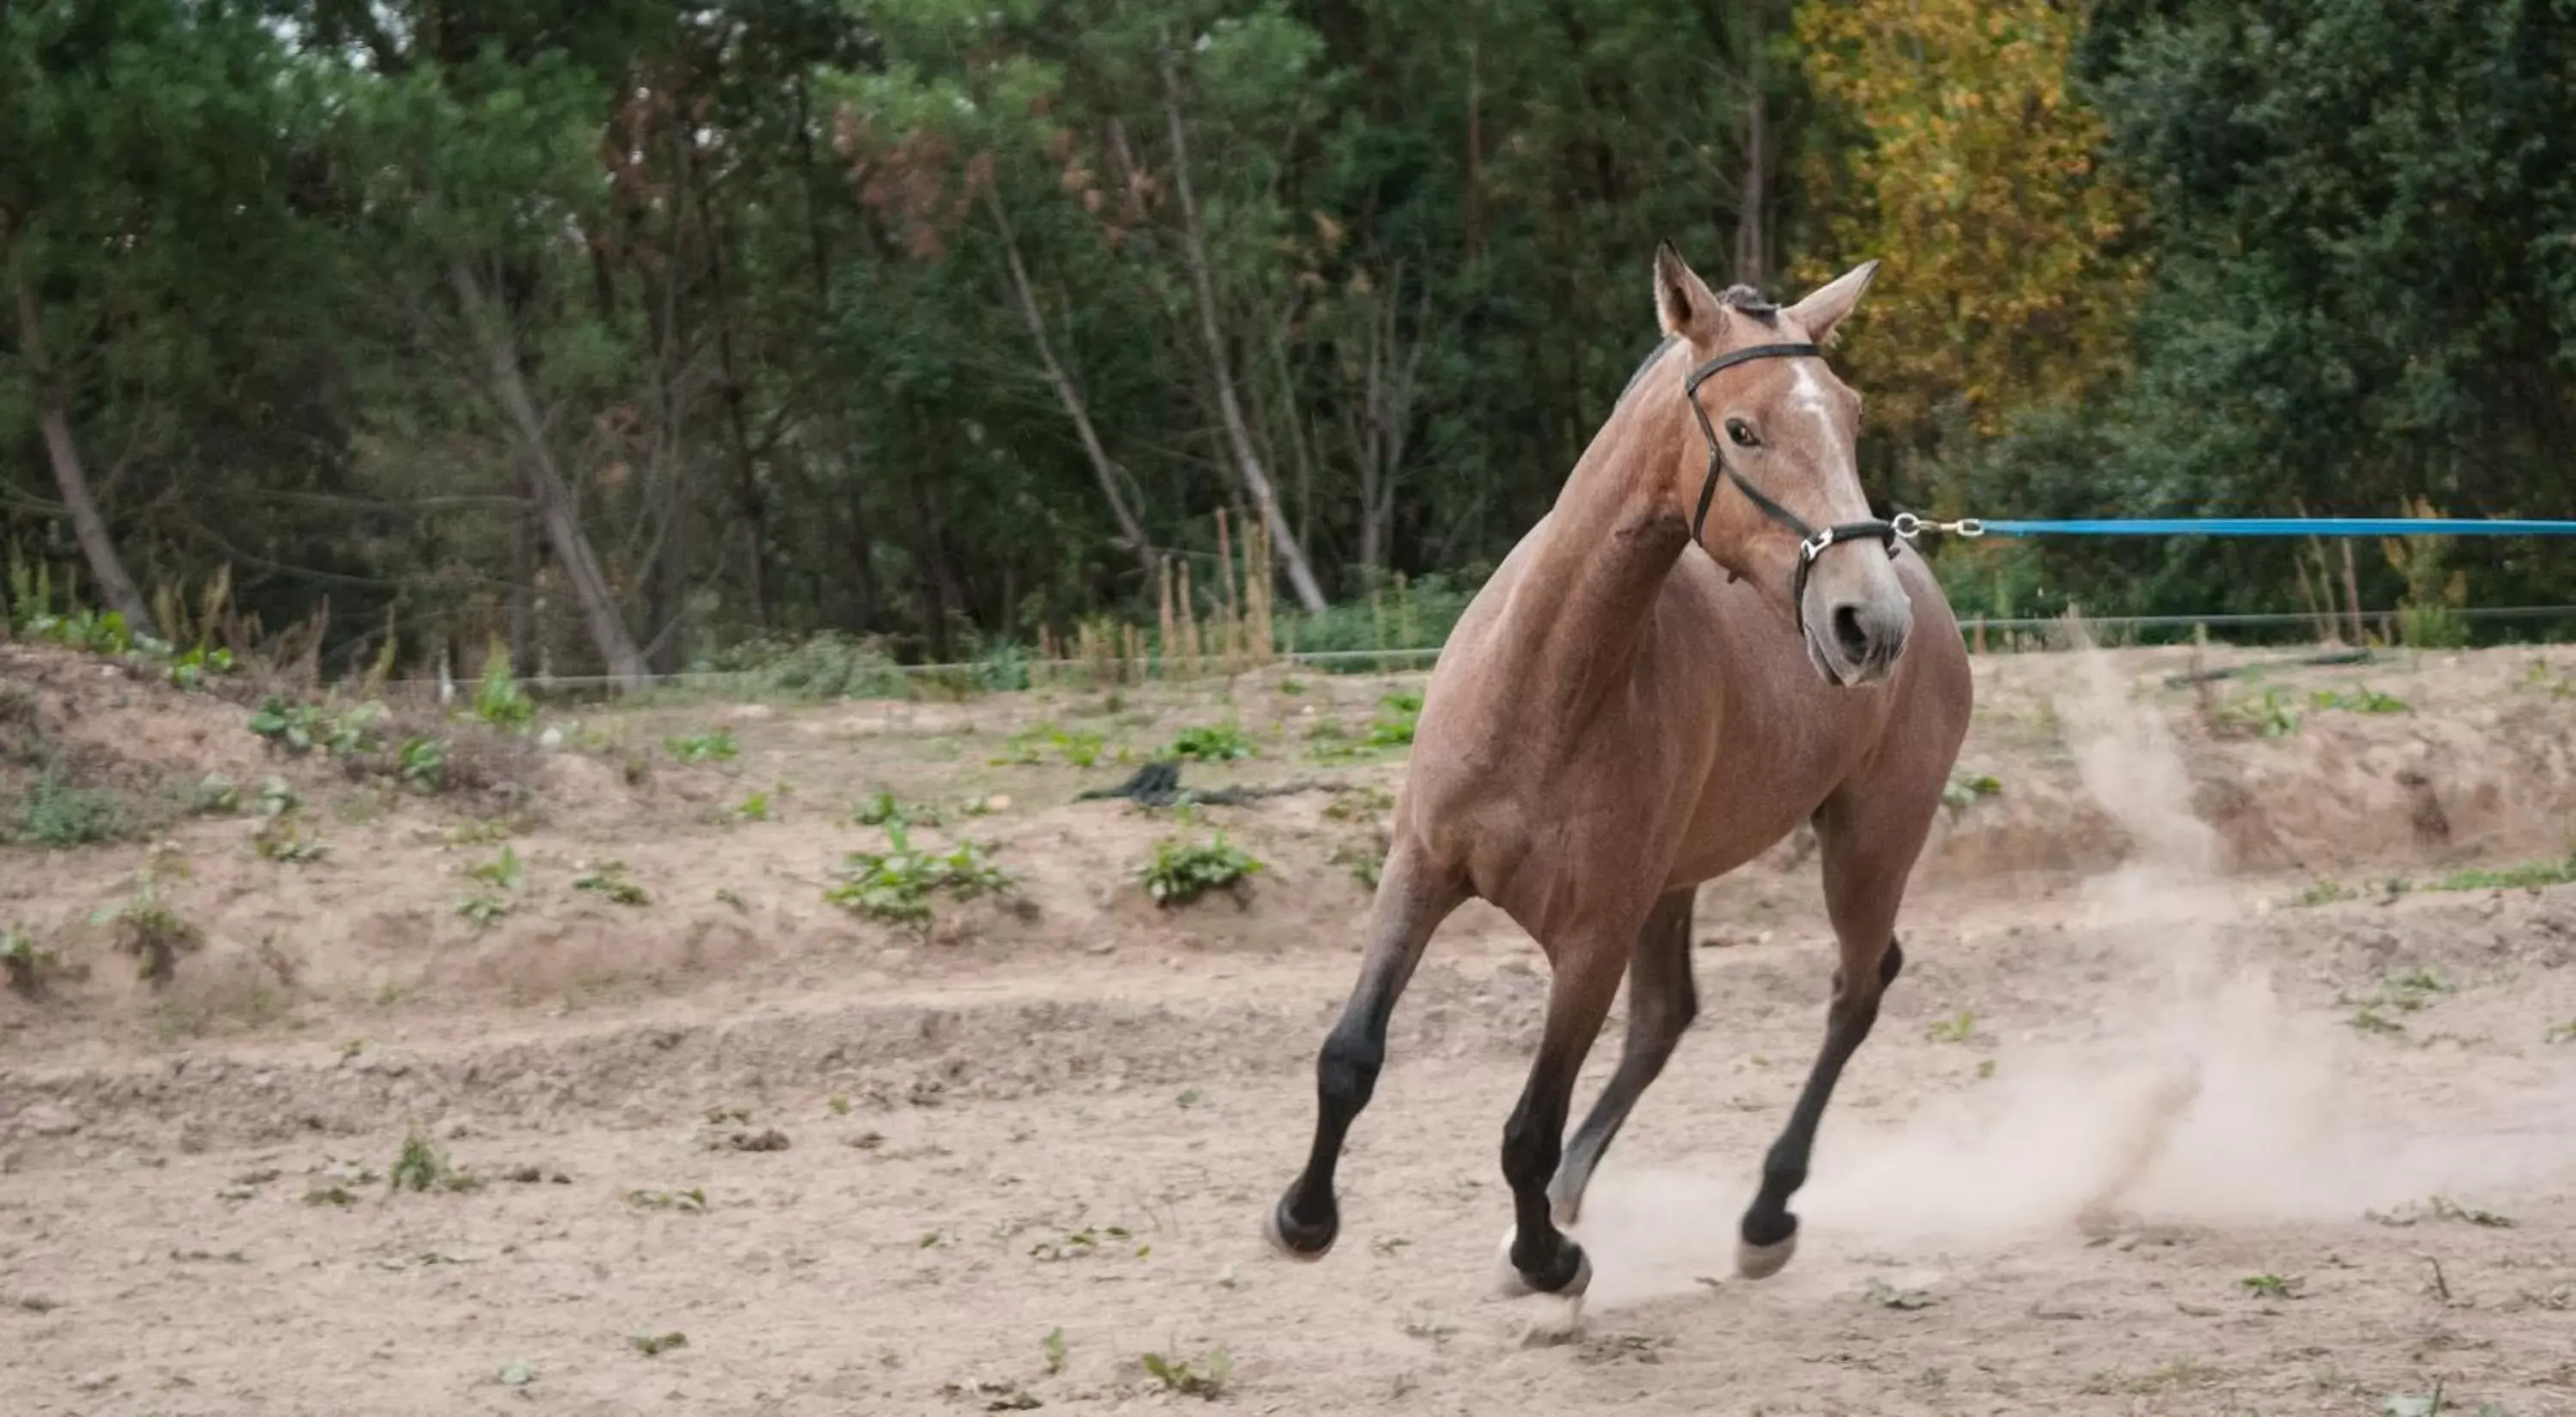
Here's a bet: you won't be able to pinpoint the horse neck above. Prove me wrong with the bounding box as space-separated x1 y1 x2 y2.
1504 393 1693 720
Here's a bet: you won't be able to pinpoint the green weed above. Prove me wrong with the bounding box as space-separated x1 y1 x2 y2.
625 1187 708 1213
1924 1011 1978 1044
2424 856 2576 893
574 861 650 906
1363 693 1422 748
1167 724 1255 762
1140 834 1265 906
1940 771 2003 815
2239 1273 2305 1300
1 925 54 998
993 723 1108 768
824 825 1013 923
397 737 447 792
9 770 132 848
2311 687 2410 715
629 1331 689 1358
90 849 200 984
665 728 738 764
2222 688 2301 739
1140 1347 1231 1398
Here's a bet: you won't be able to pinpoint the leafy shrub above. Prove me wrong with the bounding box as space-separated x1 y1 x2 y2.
1168 724 1255 762
91 850 200 985
10 770 132 848
474 645 537 730
1140 834 1265 906
398 737 447 791
824 825 1012 922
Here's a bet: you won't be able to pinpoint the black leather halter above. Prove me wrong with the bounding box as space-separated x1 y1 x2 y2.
1682 341 1900 637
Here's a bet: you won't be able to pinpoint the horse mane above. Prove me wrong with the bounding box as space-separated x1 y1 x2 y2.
1613 285 1778 410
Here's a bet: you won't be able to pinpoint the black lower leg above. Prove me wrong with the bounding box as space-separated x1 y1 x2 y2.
1741 938 1902 1249
1273 1011 1385 1253
1501 1085 1586 1292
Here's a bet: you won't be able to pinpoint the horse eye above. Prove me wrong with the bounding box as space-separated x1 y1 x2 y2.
1725 418 1759 448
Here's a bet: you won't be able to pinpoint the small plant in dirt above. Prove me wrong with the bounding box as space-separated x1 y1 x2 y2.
473 644 538 731
397 737 447 792
1042 1328 1067 1374
2221 688 2301 739
574 860 650 906
1139 833 1264 907
629 1331 689 1358
825 826 1013 924
2239 1273 2305 1300
2289 878 2357 908
993 722 1109 768
247 696 384 757
303 1156 380 1207
1923 1010 1978 1044
252 812 330 863
852 788 942 828
2426 1195 2514 1228
1139 1347 1231 1398
458 847 526 932
1030 1225 1146 1262
255 776 300 819
92 848 201 985
1363 693 1422 748
732 788 774 822
1329 838 1385 891
1940 771 2003 815
1166 724 1255 762
625 1187 708 1213
1322 785 1394 822
166 643 236 691
2311 686 2411 715
1862 1278 1936 1310
191 775 242 816
665 727 738 764
388 1128 480 1193
2546 1019 2576 1044
1 926 55 998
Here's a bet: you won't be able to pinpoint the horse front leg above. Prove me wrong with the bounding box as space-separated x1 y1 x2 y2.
1267 839 1465 1260
1737 787 1929 1280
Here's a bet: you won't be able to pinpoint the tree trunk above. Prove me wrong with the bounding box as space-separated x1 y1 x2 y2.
1734 0 1771 288
5 216 155 634
983 186 1159 589
507 465 538 670
447 258 652 688
1157 43 1330 614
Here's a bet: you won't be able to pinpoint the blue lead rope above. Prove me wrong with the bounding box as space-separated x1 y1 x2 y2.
1929 516 2576 539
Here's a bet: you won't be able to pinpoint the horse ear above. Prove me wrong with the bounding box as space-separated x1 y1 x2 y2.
1654 241 1722 342
1784 260 1880 344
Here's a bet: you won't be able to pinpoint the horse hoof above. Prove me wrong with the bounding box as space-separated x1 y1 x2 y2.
1736 1232 1798 1280
1495 1226 1593 1298
1264 1195 1336 1261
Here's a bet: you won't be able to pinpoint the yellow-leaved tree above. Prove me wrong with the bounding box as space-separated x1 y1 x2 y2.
1793 0 2146 472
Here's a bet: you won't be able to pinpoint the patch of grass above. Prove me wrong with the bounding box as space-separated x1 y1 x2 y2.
629 1331 689 1358
1139 833 1265 906
1139 1347 1231 1399
824 825 1013 924
993 722 1109 768
2239 1273 2305 1300
1940 770 2003 815
1 925 55 998
732 788 774 822
1923 1010 1978 1044
2423 855 2576 893
2348 967 2456 1033
574 860 650 906
1321 785 1394 822
9 769 135 848
1029 1225 1146 1262
665 728 738 764
1167 724 1255 762
2290 878 2358 908
1363 693 1421 748
1042 1328 1067 1375
625 1187 708 1213
2081 1357 2220 1396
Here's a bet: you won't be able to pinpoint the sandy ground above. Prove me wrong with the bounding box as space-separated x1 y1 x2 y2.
3 637 2574 1415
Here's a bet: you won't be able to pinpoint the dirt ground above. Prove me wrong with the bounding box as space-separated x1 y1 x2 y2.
3 637 2575 1415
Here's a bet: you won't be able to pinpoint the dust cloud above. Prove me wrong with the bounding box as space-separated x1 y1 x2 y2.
1575 617 2557 1307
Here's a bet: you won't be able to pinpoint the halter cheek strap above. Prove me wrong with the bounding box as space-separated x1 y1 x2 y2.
1682 342 1901 637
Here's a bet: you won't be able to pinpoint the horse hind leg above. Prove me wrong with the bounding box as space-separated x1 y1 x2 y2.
1266 837 1465 1261
1495 930 1627 1298
1546 887 1698 1228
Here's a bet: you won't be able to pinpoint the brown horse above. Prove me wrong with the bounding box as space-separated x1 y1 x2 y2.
1263 245 1973 1300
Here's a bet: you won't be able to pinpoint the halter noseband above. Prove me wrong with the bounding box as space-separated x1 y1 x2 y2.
1682 341 1900 637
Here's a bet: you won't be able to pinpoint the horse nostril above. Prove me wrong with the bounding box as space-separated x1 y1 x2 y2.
1831 605 1870 661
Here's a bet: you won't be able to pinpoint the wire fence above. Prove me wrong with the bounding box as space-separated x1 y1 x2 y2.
368 602 2576 701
